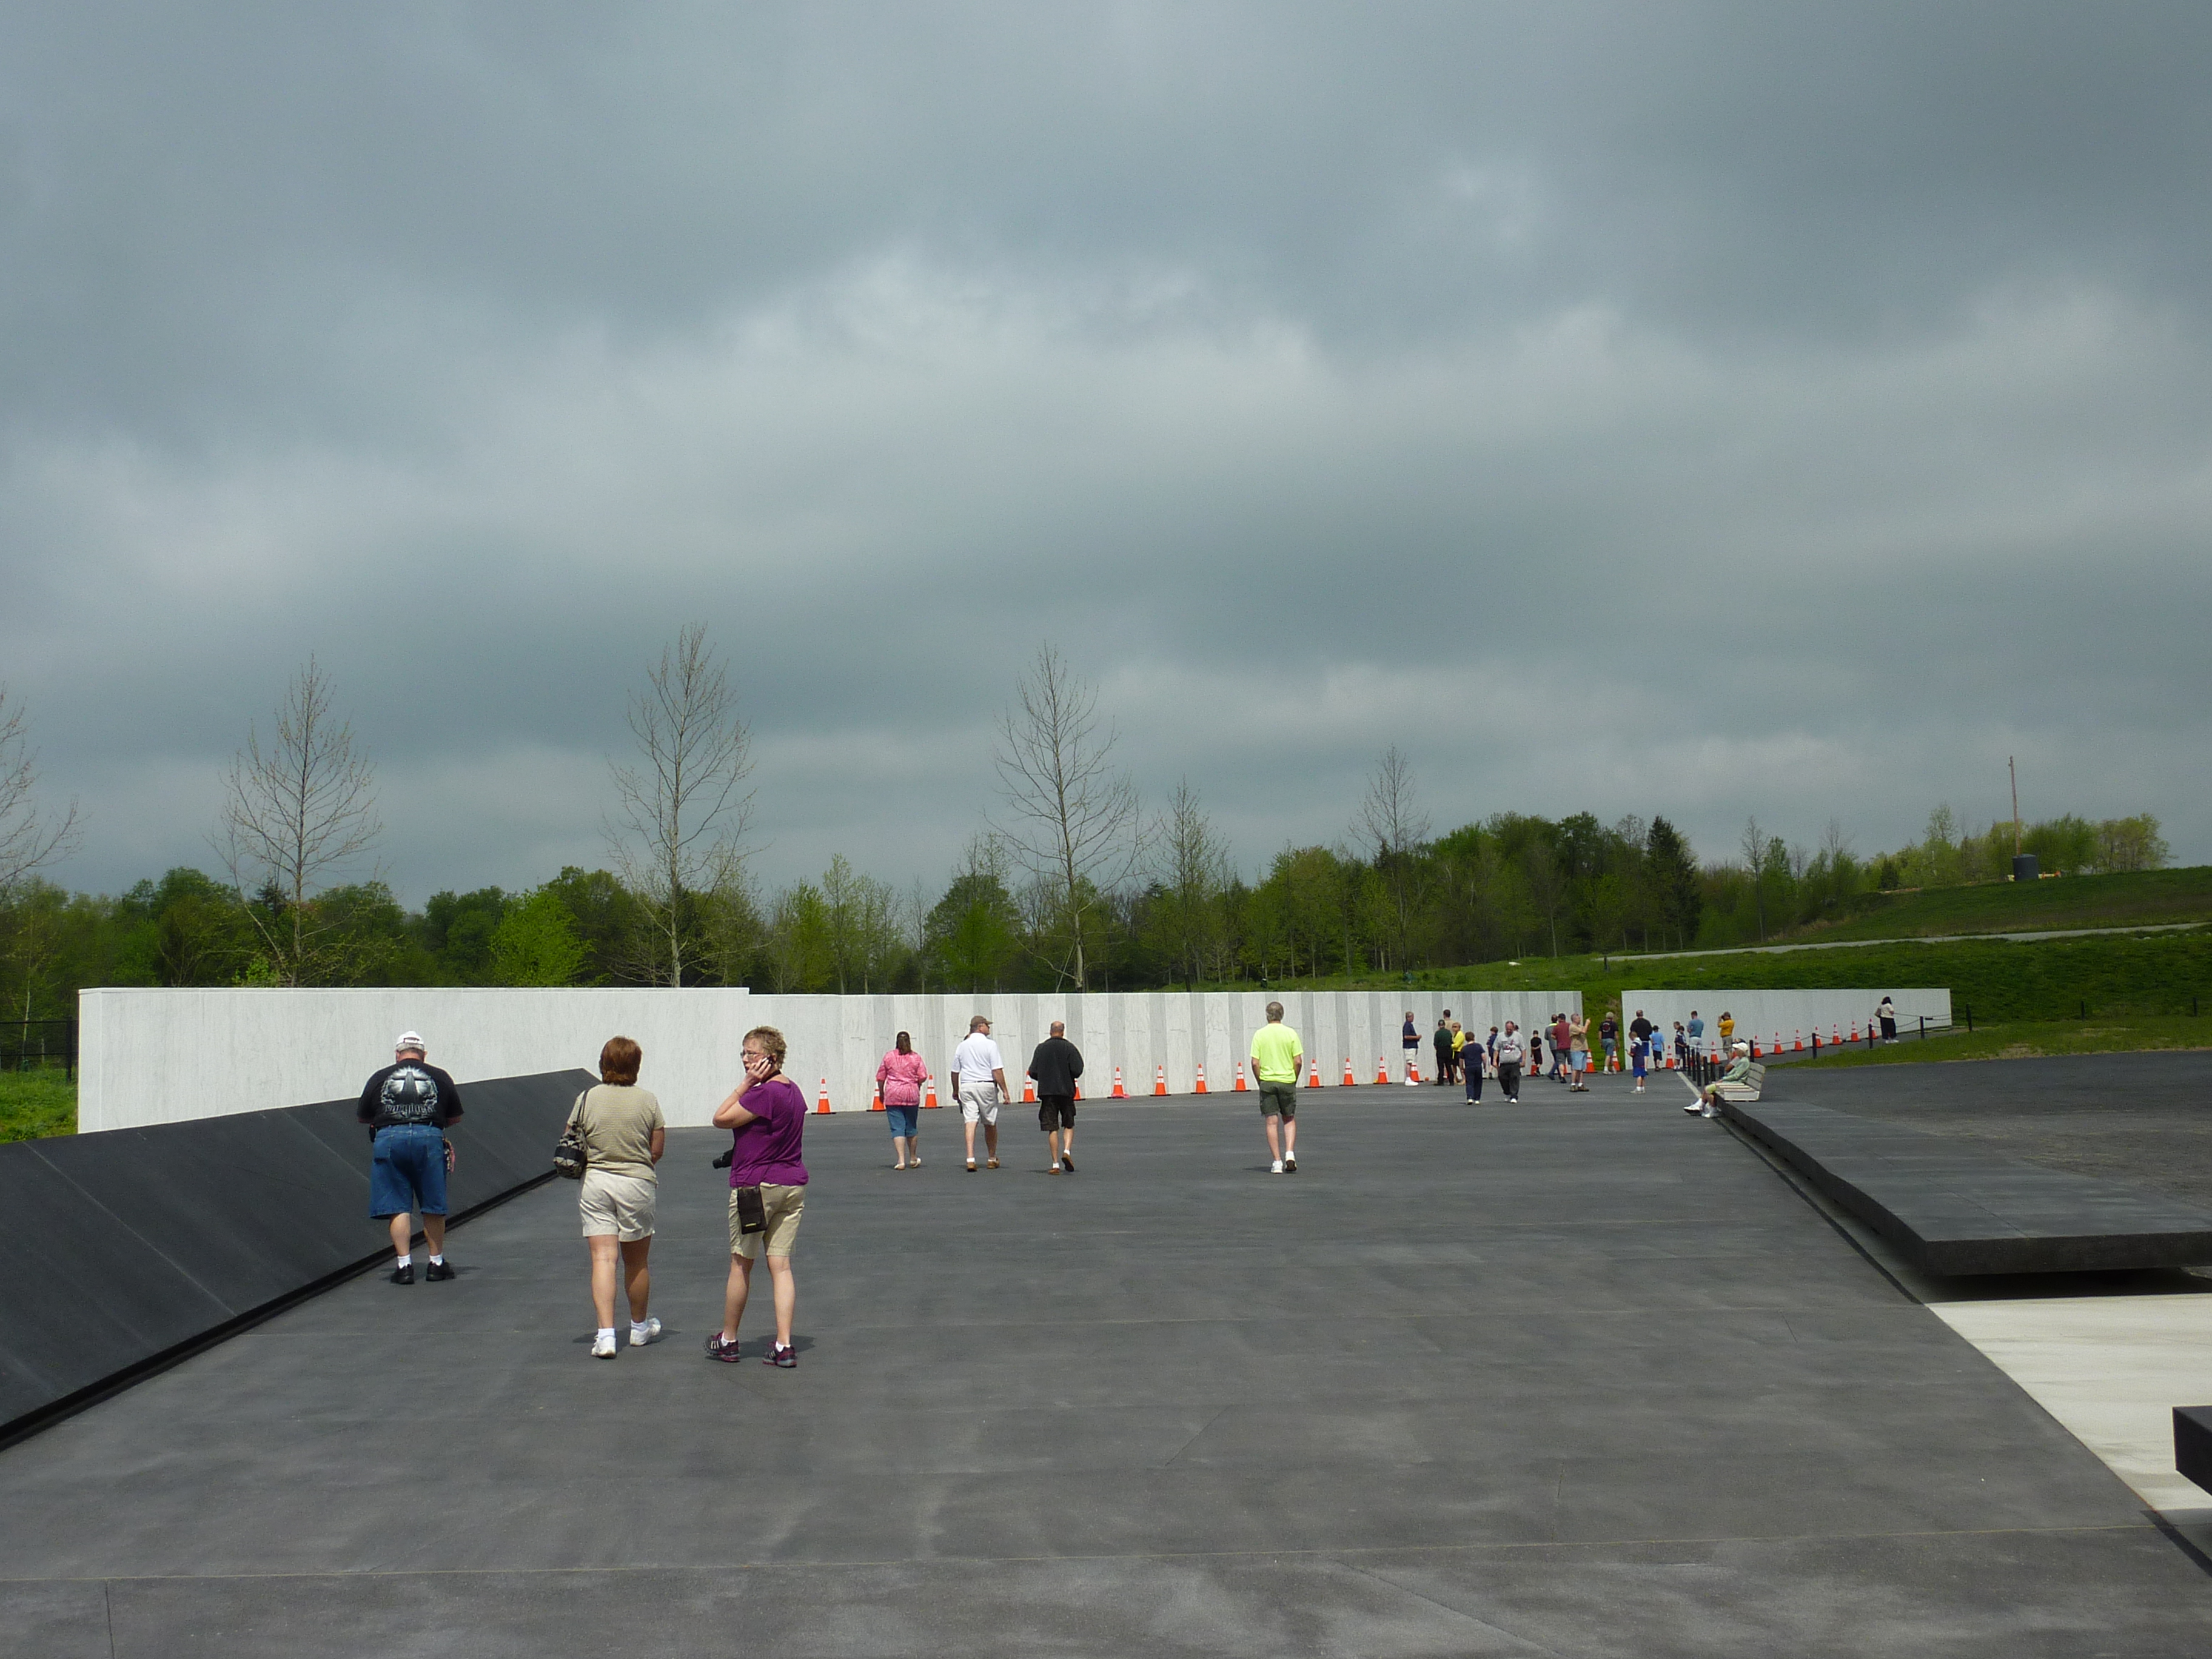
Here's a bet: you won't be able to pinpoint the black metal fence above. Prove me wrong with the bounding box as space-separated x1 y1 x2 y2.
2 1019 77 1081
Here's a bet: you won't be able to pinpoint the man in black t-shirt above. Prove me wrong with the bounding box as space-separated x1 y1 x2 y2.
1026 1021 1085 1174
357 1031 466 1284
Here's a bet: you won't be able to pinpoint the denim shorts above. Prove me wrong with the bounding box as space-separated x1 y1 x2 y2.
370 1125 448 1218
884 1102 919 1138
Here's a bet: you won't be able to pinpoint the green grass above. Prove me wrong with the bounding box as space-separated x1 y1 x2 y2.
1771 866 2212 943
1242 924 2212 1027
0 1070 77 1142
1791 1015 2212 1068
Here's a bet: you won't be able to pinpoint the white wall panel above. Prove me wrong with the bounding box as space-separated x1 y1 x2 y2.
1619 988 1952 1057
81 986 1586 1131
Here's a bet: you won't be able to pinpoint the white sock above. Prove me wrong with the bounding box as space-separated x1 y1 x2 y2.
395 1253 411 1267
597 1327 616 1342
631 1321 651 1337
429 1255 444 1265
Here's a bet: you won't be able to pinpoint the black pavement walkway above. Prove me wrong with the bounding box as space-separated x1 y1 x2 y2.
2 1073 2208 1656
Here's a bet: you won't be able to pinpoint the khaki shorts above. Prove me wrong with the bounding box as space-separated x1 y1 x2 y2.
729 1182 806 1259
577 1168 657 1242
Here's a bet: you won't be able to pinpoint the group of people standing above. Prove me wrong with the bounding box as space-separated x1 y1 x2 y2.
357 1025 812 1369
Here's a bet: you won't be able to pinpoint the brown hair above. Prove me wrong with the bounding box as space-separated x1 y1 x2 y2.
599 1036 642 1085
743 1024 788 1067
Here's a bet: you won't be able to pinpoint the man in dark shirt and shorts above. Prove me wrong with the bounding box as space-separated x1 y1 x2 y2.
1027 1021 1085 1173
357 1031 464 1284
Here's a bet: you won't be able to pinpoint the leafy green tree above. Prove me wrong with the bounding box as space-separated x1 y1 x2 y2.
420 887 511 982
489 888 587 986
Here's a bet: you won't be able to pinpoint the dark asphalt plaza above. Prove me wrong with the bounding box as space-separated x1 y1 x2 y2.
3 1072 2209 1656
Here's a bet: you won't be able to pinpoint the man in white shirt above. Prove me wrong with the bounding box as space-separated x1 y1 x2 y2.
951 1014 1010 1171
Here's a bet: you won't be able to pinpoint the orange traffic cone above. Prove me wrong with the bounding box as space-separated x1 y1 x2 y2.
1111 1067 1127 1098
1407 1060 1421 1085
1195 1063 1209 1095
815 1078 832 1114
1794 1030 1803 1052
1153 1064 1168 1096
1022 1074 1037 1104
1307 1056 1321 1088
1233 1061 1247 1092
1832 1023 1842 1046
1376 1056 1390 1085
1342 1056 1355 1085
871 1082 885 1112
923 1077 941 1109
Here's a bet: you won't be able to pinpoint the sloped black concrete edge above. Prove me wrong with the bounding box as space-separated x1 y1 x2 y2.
1719 1098 2212 1275
0 1068 590 1448
2177 1406 2212 1498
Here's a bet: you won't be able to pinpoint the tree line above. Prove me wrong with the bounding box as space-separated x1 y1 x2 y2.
0 643 2174 1021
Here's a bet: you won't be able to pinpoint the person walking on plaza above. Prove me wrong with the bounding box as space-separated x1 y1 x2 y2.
1495 1021 1524 1104
1629 1028 1649 1093
1877 996 1900 1044
1568 1012 1591 1091
1433 1015 1455 1087
952 1014 1010 1171
1550 1013 1573 1085
1528 1026 1544 1082
1251 1001 1303 1173
1599 1010 1619 1074
357 1031 464 1285
1628 1009 1654 1069
1672 1021 1689 1067
568 1036 665 1358
876 1032 932 1170
1027 1021 1084 1173
1402 1011 1421 1085
1461 1023 1484 1104
706 1025 808 1367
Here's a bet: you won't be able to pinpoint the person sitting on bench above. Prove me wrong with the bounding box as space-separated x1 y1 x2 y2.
1687 1041 1754 1119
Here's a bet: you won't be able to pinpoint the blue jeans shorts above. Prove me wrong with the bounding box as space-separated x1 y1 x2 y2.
370 1125 449 1218
885 1103 919 1139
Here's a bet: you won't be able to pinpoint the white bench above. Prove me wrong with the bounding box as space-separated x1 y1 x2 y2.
1711 1062 1767 1104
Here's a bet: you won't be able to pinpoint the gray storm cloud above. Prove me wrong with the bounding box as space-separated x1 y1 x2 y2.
2 2 2207 899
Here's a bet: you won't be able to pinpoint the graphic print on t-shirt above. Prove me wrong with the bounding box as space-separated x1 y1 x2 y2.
379 1064 443 1127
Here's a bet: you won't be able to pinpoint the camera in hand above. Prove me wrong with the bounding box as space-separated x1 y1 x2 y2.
711 1148 733 1170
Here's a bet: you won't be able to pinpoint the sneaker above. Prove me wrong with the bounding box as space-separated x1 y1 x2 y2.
704 1332 743 1362
389 1264 415 1285
424 1259 455 1282
1061 1153 1074 1173
1683 1101 1702 1114
987 1158 1000 1169
591 1330 618 1359
764 1342 797 1369
629 1318 662 1347
1284 1152 1297 1173
1270 1159 1285 1174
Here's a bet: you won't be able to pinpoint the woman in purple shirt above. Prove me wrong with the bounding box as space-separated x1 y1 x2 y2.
705 1024 809 1368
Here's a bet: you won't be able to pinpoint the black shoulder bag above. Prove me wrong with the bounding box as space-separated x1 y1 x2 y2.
553 1090 590 1180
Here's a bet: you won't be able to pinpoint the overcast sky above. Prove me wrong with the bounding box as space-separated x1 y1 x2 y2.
4 2 2208 905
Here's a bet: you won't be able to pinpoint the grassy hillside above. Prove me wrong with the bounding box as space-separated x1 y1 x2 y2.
0 1072 76 1142
1791 1016 2212 1068
1768 866 2212 943
1259 925 2212 1027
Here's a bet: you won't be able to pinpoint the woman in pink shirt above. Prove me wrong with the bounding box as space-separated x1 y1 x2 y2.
875 1031 932 1170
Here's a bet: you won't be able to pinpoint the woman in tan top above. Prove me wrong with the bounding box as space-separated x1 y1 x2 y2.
571 1036 666 1359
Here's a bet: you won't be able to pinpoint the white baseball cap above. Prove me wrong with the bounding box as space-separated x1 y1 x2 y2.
395 1031 427 1053
1732 1040 1749 1053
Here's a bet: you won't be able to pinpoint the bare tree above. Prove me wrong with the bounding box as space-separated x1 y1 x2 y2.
0 688 82 897
1356 745 1432 968
1153 777 1231 989
606 624 754 987
215 658 382 984
990 645 1143 990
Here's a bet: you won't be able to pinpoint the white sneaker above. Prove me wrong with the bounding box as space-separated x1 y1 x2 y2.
591 1330 617 1359
1270 1159 1285 1174
1683 1102 1701 1114
629 1318 662 1347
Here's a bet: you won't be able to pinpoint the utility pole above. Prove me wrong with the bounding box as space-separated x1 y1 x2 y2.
2009 756 2022 857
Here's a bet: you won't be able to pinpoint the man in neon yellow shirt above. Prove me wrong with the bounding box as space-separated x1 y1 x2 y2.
1250 1000 1304 1175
